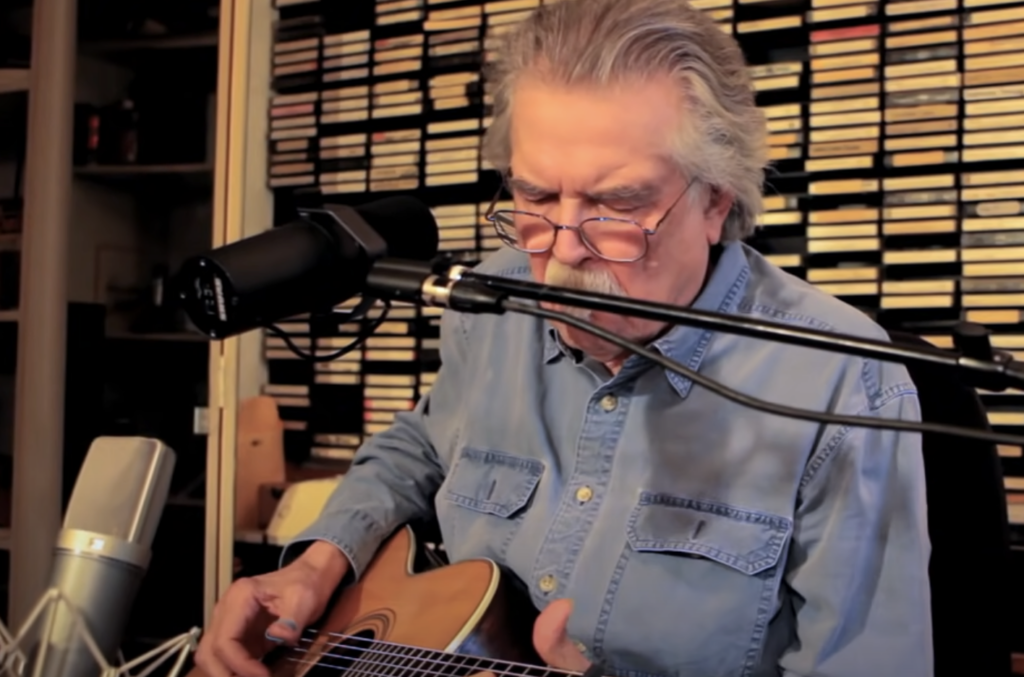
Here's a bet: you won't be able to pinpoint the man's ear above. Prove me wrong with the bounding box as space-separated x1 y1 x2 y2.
703 185 734 244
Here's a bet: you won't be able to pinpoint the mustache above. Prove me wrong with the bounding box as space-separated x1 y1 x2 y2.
543 262 625 319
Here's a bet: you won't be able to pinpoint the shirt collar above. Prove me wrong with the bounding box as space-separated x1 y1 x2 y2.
542 241 751 399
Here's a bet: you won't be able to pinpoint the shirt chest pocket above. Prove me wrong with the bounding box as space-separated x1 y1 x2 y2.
596 492 793 677
435 447 545 562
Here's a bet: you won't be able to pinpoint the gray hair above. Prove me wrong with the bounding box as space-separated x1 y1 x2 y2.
481 0 769 241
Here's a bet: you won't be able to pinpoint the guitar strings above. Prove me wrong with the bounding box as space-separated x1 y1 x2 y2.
289 631 566 677
296 634 430 677
281 629 582 677
285 642 552 677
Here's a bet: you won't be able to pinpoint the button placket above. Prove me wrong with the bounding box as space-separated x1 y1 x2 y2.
529 381 632 611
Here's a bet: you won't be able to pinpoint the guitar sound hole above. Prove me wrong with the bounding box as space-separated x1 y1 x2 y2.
308 629 376 677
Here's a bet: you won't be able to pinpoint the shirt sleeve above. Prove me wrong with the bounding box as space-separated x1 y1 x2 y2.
277 308 470 580
778 381 934 677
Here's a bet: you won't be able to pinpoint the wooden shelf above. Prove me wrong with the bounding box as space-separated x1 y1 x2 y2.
0 68 29 95
0 310 18 322
106 331 209 342
75 162 212 177
74 163 214 193
81 32 217 53
79 33 218 69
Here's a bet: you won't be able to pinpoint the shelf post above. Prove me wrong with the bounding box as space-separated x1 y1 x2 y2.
8 0 77 626
205 0 273 624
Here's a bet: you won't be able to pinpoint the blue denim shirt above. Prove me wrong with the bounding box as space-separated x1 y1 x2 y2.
282 241 933 677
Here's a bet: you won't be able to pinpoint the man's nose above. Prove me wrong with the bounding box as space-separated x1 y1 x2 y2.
549 223 594 268
549 207 593 268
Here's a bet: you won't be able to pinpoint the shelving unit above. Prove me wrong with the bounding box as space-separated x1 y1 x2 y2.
65 0 221 647
0 70 29 95
0 0 30 628
0 0 220 645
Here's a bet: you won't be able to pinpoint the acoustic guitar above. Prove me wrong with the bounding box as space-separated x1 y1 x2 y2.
206 526 584 677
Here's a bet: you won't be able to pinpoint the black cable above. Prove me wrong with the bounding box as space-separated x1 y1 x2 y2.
502 299 1024 447
264 299 393 363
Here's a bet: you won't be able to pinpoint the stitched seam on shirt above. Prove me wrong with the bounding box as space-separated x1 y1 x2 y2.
664 264 750 397
799 384 917 490
860 357 881 404
872 381 917 409
454 310 471 349
735 301 836 333
490 264 532 278
444 312 472 453
721 263 752 315
742 566 786 677
592 546 633 664
859 359 918 409
321 509 388 581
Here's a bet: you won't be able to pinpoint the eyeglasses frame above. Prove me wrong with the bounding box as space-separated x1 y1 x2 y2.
482 172 695 263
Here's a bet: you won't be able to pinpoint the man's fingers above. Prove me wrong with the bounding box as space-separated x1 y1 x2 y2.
215 639 271 677
262 582 319 646
264 617 301 645
193 649 234 677
194 595 229 677
533 599 591 673
212 582 273 677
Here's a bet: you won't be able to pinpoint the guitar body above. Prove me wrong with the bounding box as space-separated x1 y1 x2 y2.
265 526 543 677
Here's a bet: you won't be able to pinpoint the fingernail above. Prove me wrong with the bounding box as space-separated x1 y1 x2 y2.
265 618 297 643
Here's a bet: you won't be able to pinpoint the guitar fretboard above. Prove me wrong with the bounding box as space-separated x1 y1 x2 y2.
288 631 580 677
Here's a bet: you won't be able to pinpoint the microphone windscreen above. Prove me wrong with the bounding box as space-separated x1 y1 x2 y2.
356 195 440 261
63 437 176 549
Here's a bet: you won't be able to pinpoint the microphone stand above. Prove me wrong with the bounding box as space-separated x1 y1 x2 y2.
366 256 1024 395
464 269 1024 394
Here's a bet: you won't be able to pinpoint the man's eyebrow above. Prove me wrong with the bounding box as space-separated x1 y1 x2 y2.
508 177 661 203
585 183 660 204
508 177 550 195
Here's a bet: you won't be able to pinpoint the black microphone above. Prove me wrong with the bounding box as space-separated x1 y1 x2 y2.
174 195 440 338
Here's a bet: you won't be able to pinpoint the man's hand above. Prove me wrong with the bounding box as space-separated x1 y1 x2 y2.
532 599 592 672
476 599 592 677
194 541 349 677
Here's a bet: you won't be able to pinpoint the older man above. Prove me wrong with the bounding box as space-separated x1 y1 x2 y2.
195 0 933 675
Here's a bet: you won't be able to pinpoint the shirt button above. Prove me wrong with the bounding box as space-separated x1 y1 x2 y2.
539 574 557 593
600 394 618 411
576 486 593 502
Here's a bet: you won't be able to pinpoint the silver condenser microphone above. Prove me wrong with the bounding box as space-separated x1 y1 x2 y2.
24 436 176 677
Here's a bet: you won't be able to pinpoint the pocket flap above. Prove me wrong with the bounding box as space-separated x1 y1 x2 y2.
444 448 545 518
627 492 792 575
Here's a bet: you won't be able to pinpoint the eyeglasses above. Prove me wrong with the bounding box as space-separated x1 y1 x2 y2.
483 176 693 263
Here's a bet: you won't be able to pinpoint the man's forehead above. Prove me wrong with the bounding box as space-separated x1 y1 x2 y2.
507 174 664 201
